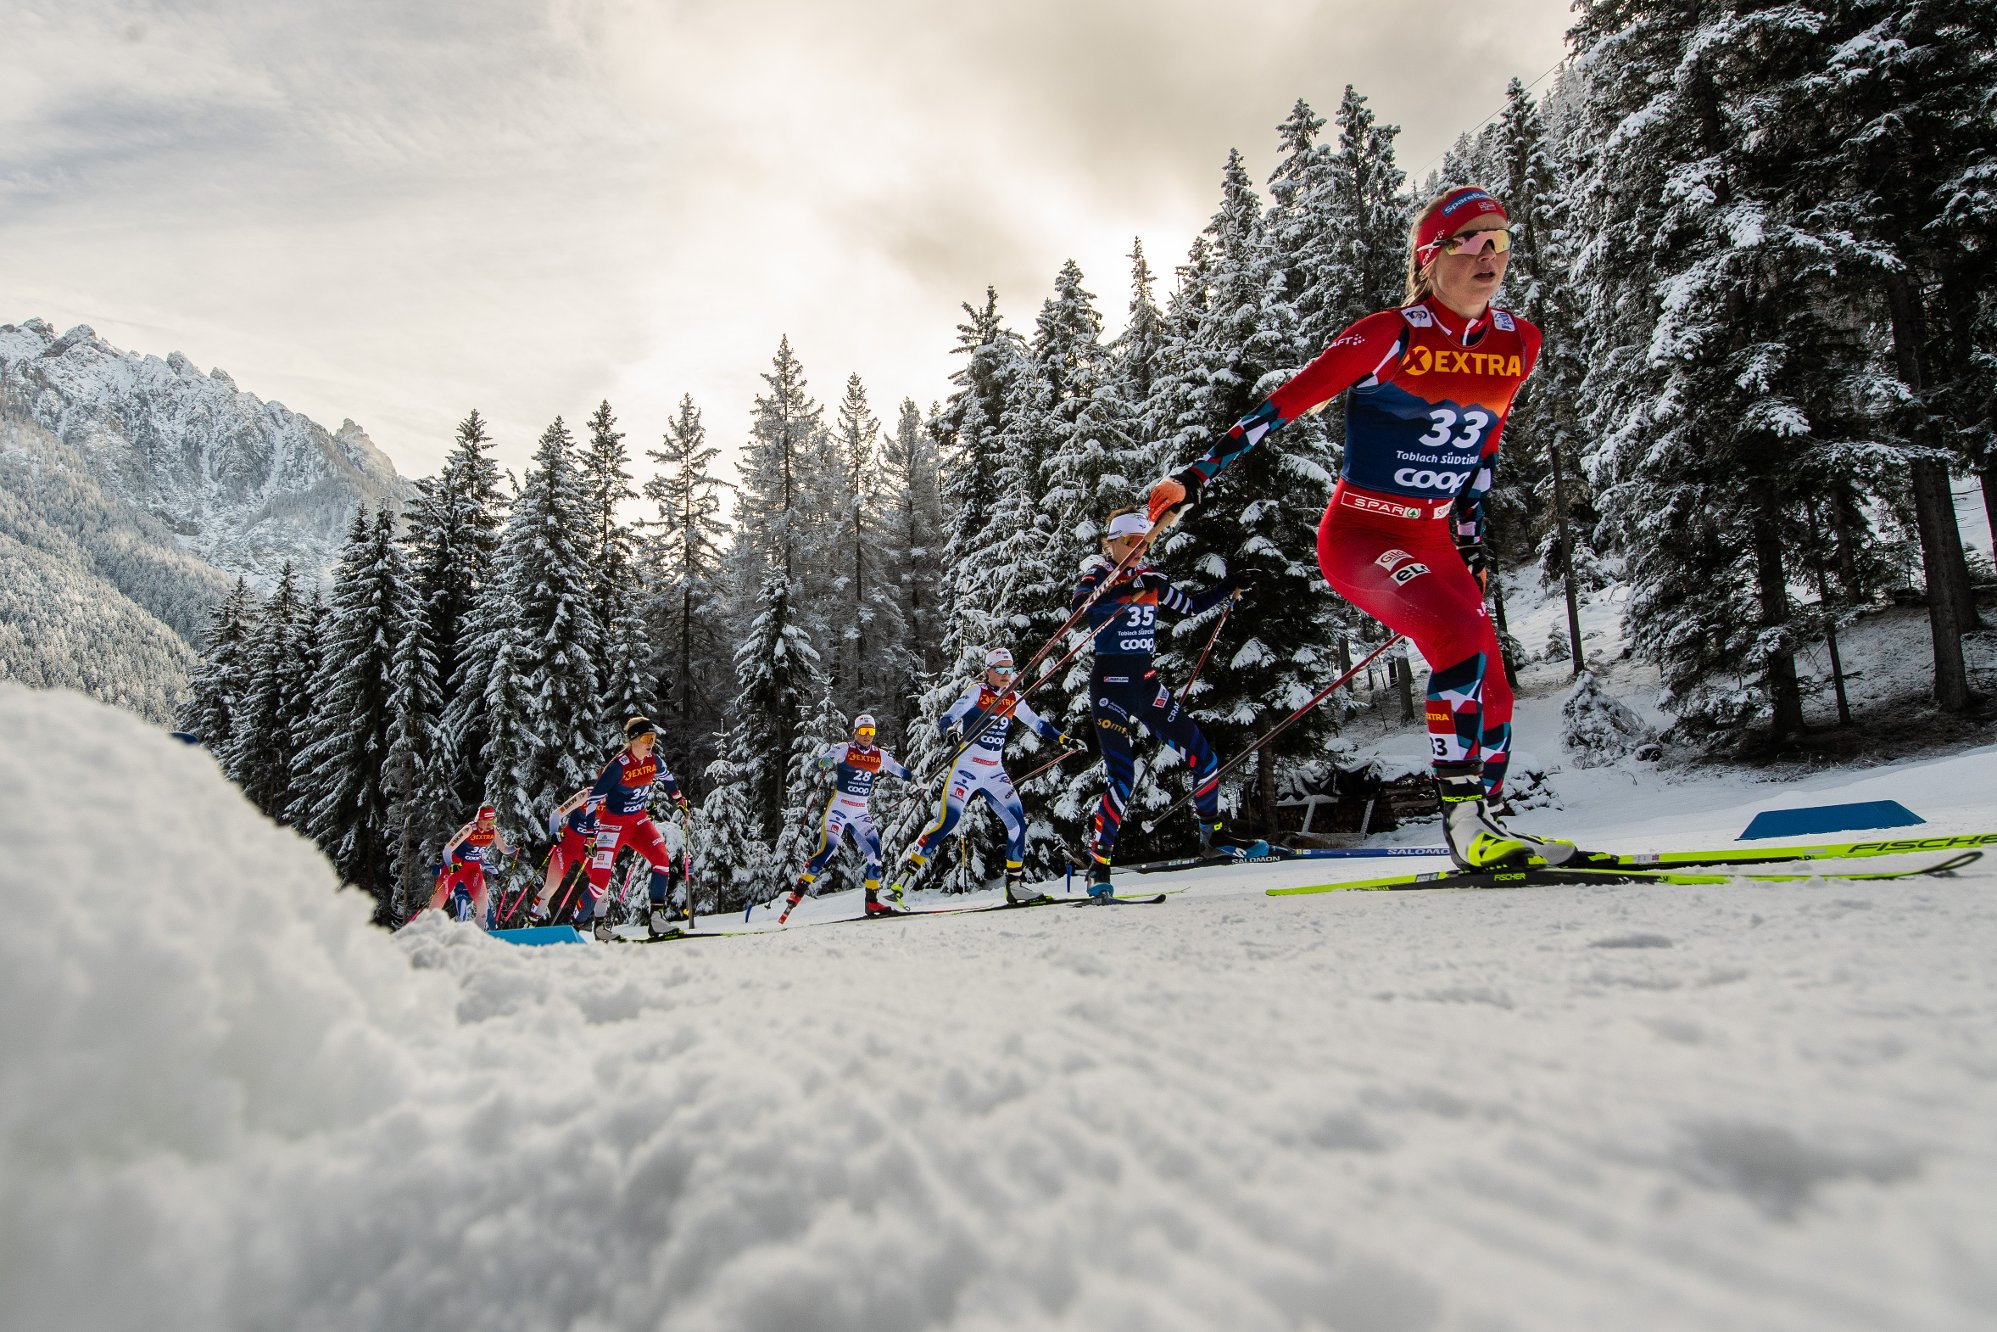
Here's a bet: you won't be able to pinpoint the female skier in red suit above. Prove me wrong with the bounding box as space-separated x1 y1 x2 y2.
1147 185 1572 870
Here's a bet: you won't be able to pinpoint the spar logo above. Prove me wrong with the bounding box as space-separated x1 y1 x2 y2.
1402 346 1524 378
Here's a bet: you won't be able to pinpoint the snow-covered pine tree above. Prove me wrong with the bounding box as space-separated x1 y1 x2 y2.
1317 86 1411 336
1144 148 1348 837
729 573 823 851
1825 0 1997 711
1112 239 1169 415
933 290 1026 666
381 584 450 925
405 409 509 813
1030 258 1130 643
293 506 415 916
734 336 827 596
579 399 647 727
1264 99 1340 364
980 274 1066 669
178 576 255 751
775 683 849 894
283 508 369 831
642 393 733 795
481 416 605 832
599 601 655 745
696 727 770 913
224 563 303 820
1570 1 1885 742
279 587 327 808
831 373 905 730
1486 76 1595 674
875 398 947 709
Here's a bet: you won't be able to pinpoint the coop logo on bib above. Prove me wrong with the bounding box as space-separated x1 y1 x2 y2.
1393 468 1470 491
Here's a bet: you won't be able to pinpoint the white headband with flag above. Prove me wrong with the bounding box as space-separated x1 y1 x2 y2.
1106 512 1152 541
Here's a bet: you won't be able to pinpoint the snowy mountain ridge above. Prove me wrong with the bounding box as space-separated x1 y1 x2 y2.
0 316 413 587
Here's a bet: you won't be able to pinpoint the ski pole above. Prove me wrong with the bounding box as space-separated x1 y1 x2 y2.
1138 635 1406 834
680 809 697 926
1178 591 1239 702
1017 740 1091 786
504 845 556 928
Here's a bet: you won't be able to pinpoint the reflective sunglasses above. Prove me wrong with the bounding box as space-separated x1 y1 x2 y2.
1439 228 1511 258
855 727 877 739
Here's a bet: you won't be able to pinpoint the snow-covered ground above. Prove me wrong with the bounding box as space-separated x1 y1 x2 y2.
5 682 1996 1332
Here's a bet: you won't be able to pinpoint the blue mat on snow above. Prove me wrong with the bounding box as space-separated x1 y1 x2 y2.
1739 800 1925 841
490 925 586 946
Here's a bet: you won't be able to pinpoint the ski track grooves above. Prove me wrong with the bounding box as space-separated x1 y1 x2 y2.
401 879 1997 1332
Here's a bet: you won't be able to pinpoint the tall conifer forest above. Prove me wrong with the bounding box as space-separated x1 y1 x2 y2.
181 5 1997 923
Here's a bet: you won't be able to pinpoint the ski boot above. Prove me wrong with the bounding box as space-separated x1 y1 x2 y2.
1004 864 1048 907
777 887 806 925
880 878 907 909
1437 772 1575 870
863 883 902 917
1086 857 1115 903
595 915 618 943
1200 820 1270 860
646 905 681 939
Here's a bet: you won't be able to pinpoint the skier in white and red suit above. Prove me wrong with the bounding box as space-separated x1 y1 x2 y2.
426 803 516 922
780 713 912 921
1145 184 1571 872
575 715 690 930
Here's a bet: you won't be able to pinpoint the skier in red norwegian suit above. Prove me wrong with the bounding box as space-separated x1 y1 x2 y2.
426 803 516 924
534 715 690 938
1147 185 1573 871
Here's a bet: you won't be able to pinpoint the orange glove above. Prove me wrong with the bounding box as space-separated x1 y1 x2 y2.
1147 465 1206 524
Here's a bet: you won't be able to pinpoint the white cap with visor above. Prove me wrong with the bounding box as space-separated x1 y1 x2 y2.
1106 511 1152 541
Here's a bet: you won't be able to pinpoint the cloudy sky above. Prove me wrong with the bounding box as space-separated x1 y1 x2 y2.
2 0 1572 484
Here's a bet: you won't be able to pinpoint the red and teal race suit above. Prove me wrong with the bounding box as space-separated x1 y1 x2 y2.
582 746 686 909
430 817 514 919
1183 297 1542 795
544 786 598 889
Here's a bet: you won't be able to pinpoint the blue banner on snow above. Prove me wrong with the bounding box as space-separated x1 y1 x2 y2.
1740 800 1925 840
490 926 586 946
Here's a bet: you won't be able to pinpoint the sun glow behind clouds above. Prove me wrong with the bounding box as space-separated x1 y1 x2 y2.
0 0 1568 484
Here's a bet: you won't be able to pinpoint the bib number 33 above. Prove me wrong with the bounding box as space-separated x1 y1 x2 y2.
1417 408 1491 449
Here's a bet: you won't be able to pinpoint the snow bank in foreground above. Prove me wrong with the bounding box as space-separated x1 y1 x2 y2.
5 683 1996 1332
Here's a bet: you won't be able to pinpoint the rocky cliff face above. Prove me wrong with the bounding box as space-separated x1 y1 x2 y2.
0 318 415 586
